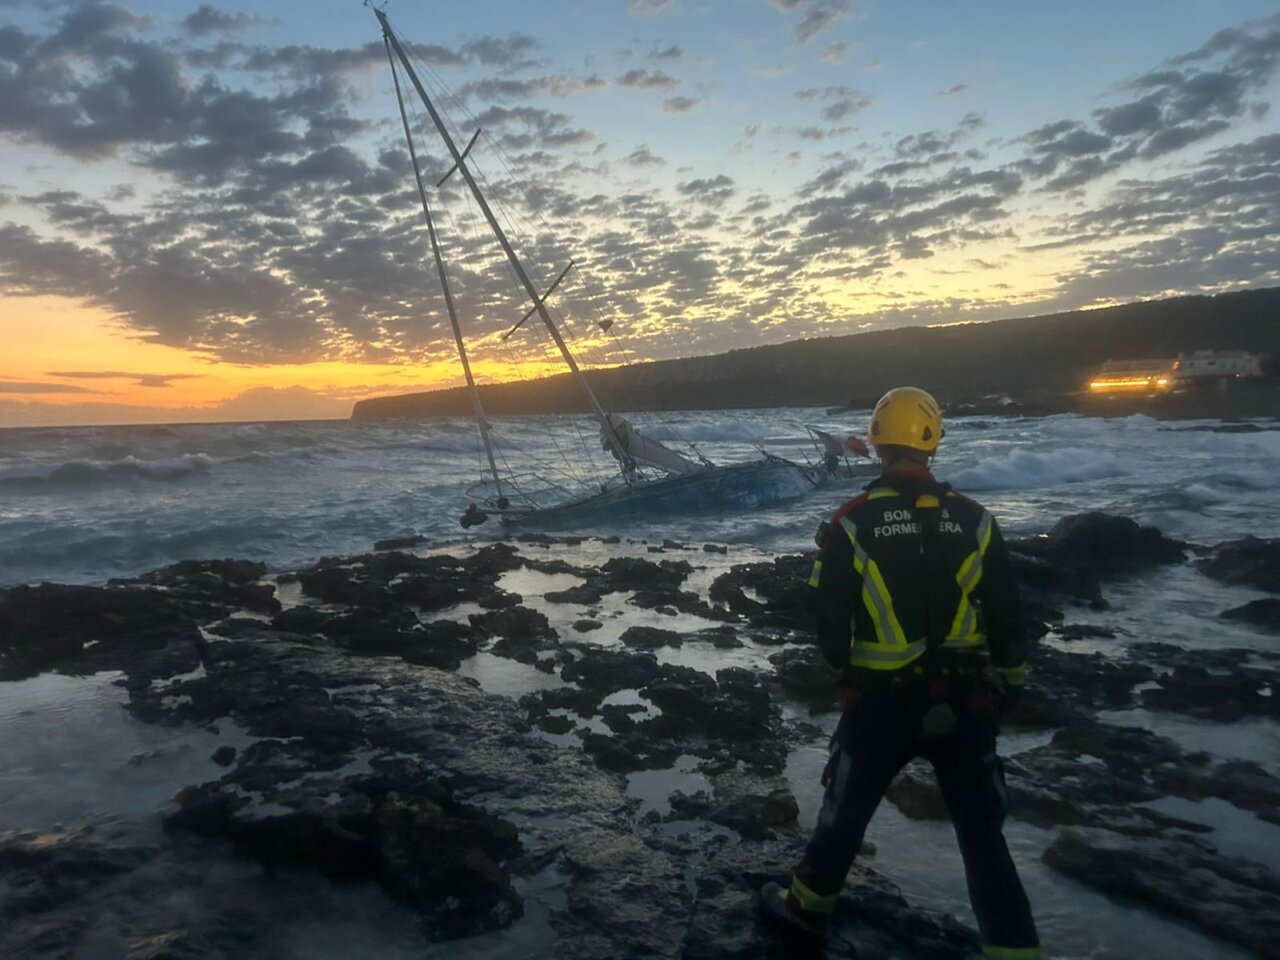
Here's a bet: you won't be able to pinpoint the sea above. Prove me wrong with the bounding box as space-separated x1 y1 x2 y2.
1 407 1278 959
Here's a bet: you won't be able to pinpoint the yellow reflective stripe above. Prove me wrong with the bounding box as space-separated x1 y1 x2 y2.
867 488 898 500
839 518 909 649
849 640 927 669
915 494 940 508
789 875 839 913
948 510 994 641
808 559 823 588
940 637 984 651
981 946 1040 959
994 663 1028 687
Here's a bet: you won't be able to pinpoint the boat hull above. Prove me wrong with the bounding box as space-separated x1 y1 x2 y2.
502 457 825 529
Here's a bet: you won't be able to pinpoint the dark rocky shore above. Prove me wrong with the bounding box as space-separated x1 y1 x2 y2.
1 516 1278 959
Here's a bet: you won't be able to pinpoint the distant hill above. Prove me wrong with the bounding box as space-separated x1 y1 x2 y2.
351 287 1280 419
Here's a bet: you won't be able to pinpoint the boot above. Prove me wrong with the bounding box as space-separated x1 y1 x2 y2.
758 881 830 939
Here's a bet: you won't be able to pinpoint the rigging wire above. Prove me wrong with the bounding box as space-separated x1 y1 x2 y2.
390 14 706 480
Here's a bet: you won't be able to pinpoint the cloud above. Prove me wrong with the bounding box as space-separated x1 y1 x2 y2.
457 74 607 103
624 146 666 167
629 0 678 15
651 45 683 60
46 370 203 388
662 96 699 114
616 69 679 89
937 83 968 97
767 0 850 43
677 174 735 204
0 381 98 394
819 42 849 64
795 85 874 122
181 5 262 36
795 9 843 43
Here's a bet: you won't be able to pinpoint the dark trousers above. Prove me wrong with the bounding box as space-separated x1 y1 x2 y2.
794 675 1039 953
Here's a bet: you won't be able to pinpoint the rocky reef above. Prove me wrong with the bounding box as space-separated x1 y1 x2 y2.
0 518 1277 958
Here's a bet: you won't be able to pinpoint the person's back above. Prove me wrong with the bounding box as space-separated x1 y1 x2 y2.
760 387 1040 960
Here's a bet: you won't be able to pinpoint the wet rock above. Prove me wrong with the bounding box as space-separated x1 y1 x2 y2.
620 625 684 650
520 687 605 719
469 606 558 665
702 543 728 554
691 625 743 648
767 645 841 714
211 745 237 767
1013 512 1187 579
1221 597 1280 632
1009 551 1106 607
1014 645 1154 727
560 648 662 693
168 765 524 939
708 771 799 840
682 837 977 960
1043 828 1280 958
1140 664 1278 721
708 554 814 629
1151 758 1280 825
545 556 695 605
580 731 681 772
273 607 480 670
628 585 731 620
885 762 950 821
572 619 603 632
0 582 205 681
1197 537 1280 593
1049 623 1118 641
374 533 427 551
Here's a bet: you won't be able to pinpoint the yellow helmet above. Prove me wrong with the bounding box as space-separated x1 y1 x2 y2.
869 387 944 454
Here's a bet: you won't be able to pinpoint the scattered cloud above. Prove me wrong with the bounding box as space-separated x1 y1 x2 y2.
629 0 678 15
662 96 700 114
616 69 679 89
0 381 98 394
938 83 969 97
181 5 263 36
819 41 849 64
46 370 203 388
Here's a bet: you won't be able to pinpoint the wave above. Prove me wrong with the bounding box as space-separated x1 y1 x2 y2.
0 454 214 491
639 421 765 444
948 447 1127 491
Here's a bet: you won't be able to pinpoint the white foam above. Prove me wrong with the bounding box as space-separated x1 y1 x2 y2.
948 447 1127 490
0 453 214 489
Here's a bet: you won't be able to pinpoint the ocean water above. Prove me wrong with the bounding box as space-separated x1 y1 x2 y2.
2 408 1278 586
2 408 1279 959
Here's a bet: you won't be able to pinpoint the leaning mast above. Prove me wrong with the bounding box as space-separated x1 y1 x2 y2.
382 35 503 498
374 7 632 472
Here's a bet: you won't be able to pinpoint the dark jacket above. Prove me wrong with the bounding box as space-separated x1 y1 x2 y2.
808 464 1026 687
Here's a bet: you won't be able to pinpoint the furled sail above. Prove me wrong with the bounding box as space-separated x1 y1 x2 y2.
603 416 708 476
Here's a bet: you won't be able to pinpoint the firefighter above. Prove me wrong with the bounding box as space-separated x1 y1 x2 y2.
759 386 1039 959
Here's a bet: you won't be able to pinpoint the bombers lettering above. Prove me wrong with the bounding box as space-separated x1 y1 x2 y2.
873 515 965 538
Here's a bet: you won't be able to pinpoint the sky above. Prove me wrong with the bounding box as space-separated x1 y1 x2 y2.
1 0 1278 427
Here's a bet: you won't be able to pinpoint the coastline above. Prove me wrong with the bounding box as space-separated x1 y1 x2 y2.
1 517 1277 958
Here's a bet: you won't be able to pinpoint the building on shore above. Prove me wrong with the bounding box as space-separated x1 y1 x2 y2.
1087 351 1266 396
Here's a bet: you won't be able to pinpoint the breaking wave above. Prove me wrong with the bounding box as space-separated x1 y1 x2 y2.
948 447 1127 491
0 454 215 490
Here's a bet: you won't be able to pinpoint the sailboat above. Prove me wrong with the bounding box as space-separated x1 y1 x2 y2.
372 6 854 529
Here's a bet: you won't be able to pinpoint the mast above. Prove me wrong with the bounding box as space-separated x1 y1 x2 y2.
374 8 633 471
383 35 503 498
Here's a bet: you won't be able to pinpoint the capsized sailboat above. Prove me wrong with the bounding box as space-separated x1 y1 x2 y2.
372 7 856 528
